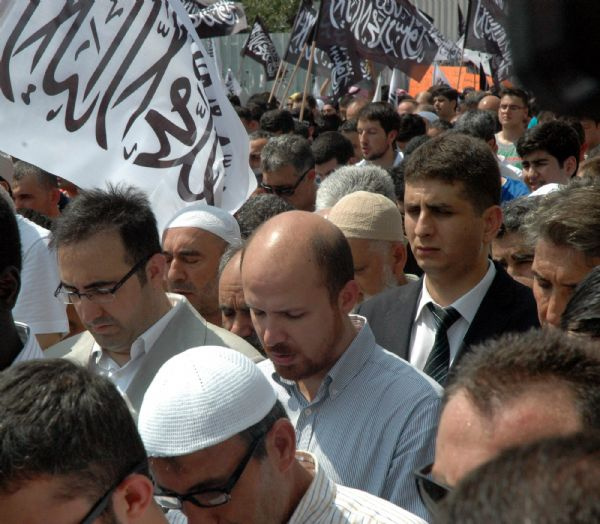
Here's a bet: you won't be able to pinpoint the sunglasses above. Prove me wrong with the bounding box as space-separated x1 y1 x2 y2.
414 463 452 517
260 167 311 197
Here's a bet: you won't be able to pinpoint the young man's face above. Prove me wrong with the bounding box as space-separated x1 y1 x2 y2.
356 119 396 162
521 150 575 191
498 95 528 128
433 96 456 121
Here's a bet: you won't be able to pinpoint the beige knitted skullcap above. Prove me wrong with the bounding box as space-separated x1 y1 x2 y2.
328 191 404 242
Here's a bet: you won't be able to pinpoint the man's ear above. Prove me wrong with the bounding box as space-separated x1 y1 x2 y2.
266 419 297 474
112 474 157 523
306 168 317 183
563 155 578 177
387 129 398 146
391 242 407 278
50 187 61 206
0 267 20 310
482 205 503 244
146 252 167 286
337 279 360 315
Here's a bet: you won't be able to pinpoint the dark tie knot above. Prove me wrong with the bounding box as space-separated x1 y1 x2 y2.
427 303 461 329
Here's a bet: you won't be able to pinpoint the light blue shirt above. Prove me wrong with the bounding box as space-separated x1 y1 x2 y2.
259 316 442 520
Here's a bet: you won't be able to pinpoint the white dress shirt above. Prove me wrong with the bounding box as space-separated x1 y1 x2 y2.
409 261 496 370
90 296 182 394
13 322 44 364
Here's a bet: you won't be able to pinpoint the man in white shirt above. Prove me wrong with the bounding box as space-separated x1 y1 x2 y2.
45 186 260 415
139 346 426 524
0 194 43 368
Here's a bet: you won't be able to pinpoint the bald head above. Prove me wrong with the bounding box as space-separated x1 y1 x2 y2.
243 211 354 302
478 95 501 113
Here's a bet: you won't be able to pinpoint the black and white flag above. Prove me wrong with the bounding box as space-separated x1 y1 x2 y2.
317 0 460 81
185 0 247 38
464 0 512 81
0 1 255 228
241 17 280 81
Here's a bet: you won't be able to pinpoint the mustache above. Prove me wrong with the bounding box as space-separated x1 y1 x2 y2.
87 317 116 328
264 343 293 355
168 282 196 293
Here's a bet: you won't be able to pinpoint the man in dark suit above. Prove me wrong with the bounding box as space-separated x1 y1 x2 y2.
358 133 538 385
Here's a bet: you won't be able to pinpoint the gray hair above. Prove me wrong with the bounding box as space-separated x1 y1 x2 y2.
218 244 242 279
315 164 396 210
453 110 499 142
524 180 600 258
260 134 314 176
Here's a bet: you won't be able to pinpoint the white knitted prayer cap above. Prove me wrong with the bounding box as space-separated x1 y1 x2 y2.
138 346 276 457
163 202 241 247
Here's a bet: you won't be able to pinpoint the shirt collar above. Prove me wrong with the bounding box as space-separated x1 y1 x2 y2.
415 260 496 323
271 315 376 402
91 294 182 363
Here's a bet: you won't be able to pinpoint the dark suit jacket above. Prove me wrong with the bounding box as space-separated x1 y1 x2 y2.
357 263 539 366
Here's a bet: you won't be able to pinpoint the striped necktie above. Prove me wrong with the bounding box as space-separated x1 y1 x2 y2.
423 303 461 386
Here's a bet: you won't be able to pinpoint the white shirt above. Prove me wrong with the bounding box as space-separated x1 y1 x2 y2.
13 322 44 364
357 149 404 168
409 261 496 370
13 215 68 335
498 154 523 180
90 295 182 394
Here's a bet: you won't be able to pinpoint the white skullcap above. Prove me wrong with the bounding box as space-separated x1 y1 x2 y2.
163 202 241 247
138 346 277 456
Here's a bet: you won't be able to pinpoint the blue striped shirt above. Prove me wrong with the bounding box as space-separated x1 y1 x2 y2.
259 316 442 521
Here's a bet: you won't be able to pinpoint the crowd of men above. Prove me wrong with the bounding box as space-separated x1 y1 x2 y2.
0 81 599 524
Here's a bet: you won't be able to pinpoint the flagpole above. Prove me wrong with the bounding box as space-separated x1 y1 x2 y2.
300 39 317 121
269 59 285 103
273 62 289 102
279 42 308 108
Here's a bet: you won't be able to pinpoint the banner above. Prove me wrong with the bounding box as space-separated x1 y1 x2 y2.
185 0 247 38
317 0 461 82
0 1 254 229
241 17 280 81
464 0 512 81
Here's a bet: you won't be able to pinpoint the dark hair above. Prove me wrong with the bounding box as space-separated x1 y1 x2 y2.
523 182 600 259
238 400 288 459
246 102 266 122
404 133 501 212
429 119 454 132
312 131 354 165
497 195 541 238
446 328 600 429
432 86 459 103
318 114 343 133
235 194 294 239
357 102 401 135
397 114 426 142
12 160 58 190
228 95 241 107
454 110 498 142
0 359 148 497
0 194 21 273
440 432 600 524
388 164 405 202
561 266 600 338
259 109 295 134
234 105 251 121
50 185 160 283
558 116 585 148
516 120 581 169
403 135 431 158
310 223 355 302
499 87 530 111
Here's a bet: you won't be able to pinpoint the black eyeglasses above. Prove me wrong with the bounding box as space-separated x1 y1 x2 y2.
414 463 452 517
154 433 265 510
54 254 153 305
260 167 311 196
80 461 147 524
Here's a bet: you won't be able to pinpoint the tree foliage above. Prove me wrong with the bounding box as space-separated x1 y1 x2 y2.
242 0 302 32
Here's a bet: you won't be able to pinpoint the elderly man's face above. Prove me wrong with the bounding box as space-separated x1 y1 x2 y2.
260 165 316 211
532 239 600 327
12 175 59 218
163 227 227 321
491 232 534 288
219 253 261 351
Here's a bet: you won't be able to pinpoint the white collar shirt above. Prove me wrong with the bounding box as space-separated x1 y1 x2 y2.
409 261 496 370
13 322 44 364
90 295 182 394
